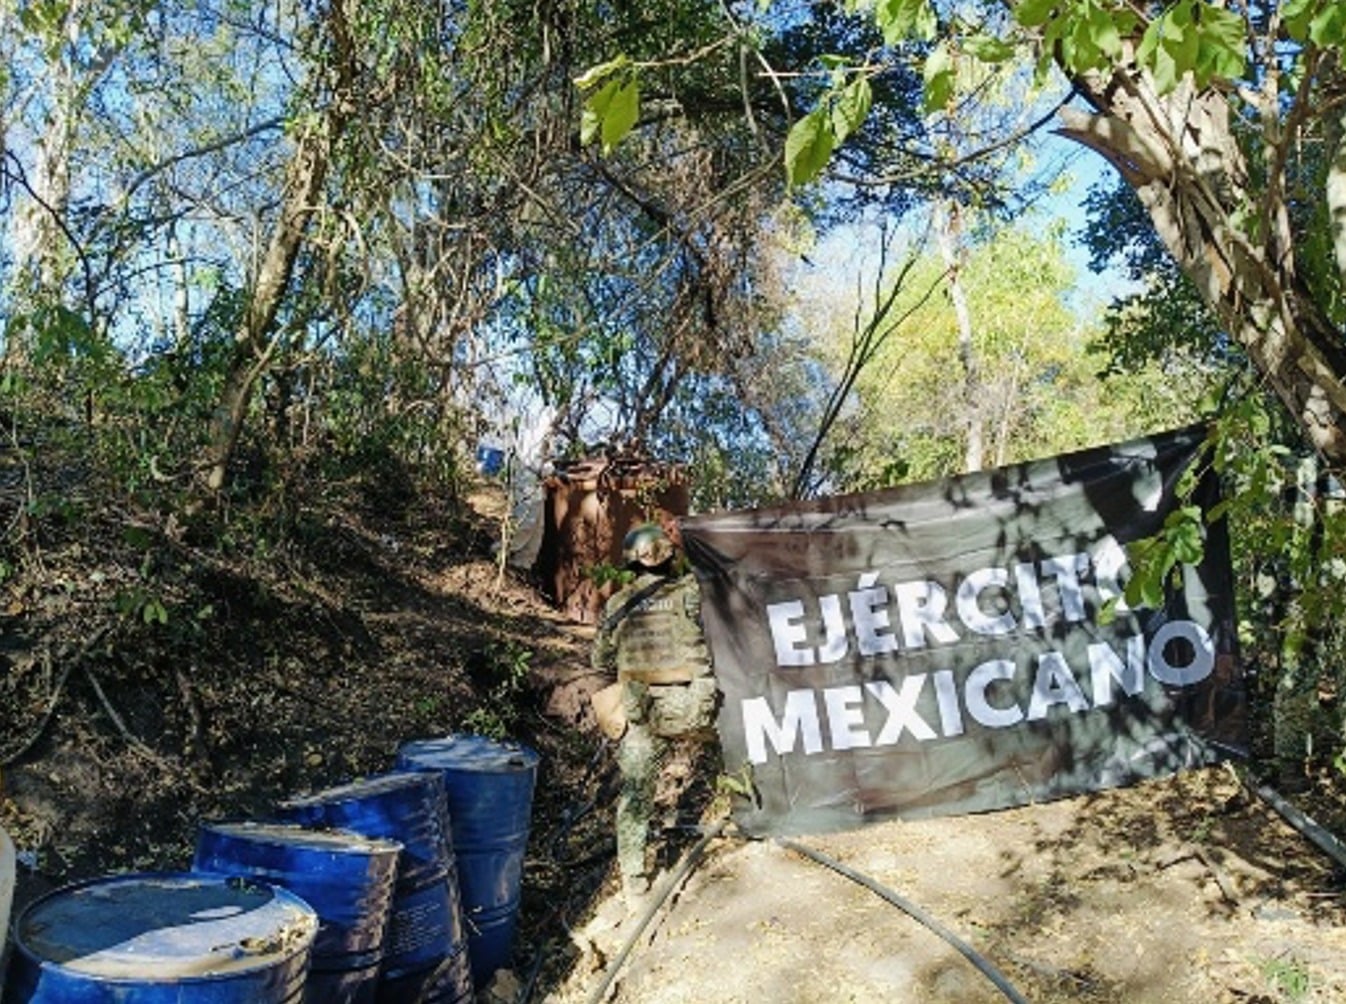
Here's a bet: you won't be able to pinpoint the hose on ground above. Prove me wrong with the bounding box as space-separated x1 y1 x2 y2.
583 820 728 1004
1222 761 1346 872
776 836 1031 1004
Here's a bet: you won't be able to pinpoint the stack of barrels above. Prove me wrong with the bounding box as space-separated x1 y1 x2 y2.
1 734 539 1004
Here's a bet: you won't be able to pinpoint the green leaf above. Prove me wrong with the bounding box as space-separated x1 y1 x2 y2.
122 526 155 549
1193 6 1246 85
1137 15 1162 64
785 107 836 187
830 77 872 144
1087 3 1123 60
580 77 618 147
922 42 954 114
1014 0 1058 29
600 78 640 153
1140 15 1189 94
963 34 1016 63
1070 11 1104 72
1123 557 1166 609
580 75 640 153
912 0 937 40
1308 1 1346 47
573 54 629 91
1280 0 1316 41
875 0 936 44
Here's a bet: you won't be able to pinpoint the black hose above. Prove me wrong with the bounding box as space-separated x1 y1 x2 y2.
776 836 1031 1004
583 820 728 1004
1242 780 1346 871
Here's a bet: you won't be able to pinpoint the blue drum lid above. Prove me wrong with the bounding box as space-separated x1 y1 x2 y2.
279 770 446 810
196 821 403 860
396 736 539 849
15 872 317 979
397 735 539 775
193 821 402 964
277 772 452 880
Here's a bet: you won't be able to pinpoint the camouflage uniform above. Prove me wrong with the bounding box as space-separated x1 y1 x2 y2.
592 569 717 899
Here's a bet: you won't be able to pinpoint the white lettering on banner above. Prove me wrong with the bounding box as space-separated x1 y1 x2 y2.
865 678 937 743
743 689 823 763
768 600 811 666
765 547 1132 668
1148 620 1215 686
825 685 871 749
965 660 1021 728
740 622 1216 764
956 567 1016 636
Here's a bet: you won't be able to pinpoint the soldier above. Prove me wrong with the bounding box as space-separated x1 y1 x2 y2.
591 522 718 904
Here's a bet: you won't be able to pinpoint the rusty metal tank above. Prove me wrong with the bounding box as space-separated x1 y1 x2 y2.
534 454 688 624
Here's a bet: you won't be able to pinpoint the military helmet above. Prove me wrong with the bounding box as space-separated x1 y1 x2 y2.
622 523 675 570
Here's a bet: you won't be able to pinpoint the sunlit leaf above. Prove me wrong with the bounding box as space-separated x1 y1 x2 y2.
1280 0 1316 41
580 75 641 154
1308 1 1346 47
600 78 640 153
1014 0 1057 29
573 54 629 90
830 77 872 144
785 107 836 186
963 34 1016 63
875 0 936 44
922 42 954 114
1086 3 1123 60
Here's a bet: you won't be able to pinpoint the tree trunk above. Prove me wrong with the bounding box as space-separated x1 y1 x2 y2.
936 201 983 472
1057 52 1346 469
200 3 356 493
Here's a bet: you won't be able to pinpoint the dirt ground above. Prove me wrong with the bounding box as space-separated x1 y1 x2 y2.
2 479 1345 1004
553 766 1346 1004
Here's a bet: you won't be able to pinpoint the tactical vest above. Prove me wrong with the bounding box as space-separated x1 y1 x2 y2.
603 573 711 685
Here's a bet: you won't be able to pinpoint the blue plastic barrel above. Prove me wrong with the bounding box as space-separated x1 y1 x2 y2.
193 821 402 1004
277 772 473 1004
5 872 316 1004
396 735 539 985
475 444 506 476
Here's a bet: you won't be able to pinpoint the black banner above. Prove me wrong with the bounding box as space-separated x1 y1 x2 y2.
681 427 1246 837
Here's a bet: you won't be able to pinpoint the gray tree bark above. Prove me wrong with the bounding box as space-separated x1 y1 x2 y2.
1058 47 1346 468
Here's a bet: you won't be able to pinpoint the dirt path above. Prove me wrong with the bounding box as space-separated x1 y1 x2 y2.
547 766 1346 1004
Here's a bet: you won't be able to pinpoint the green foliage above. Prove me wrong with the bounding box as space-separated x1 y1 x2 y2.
463 639 535 740
588 562 635 590
114 586 169 626
576 55 641 154
873 0 937 45
821 223 1215 492
1282 0 1346 47
1123 505 1205 610
1134 1 1246 93
785 68 873 186
1256 954 1313 1002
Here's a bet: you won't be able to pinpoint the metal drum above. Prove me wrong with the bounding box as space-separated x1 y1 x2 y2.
396 735 539 985
278 772 473 1004
5 872 316 1004
374 943 474 1004
193 821 402 1004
